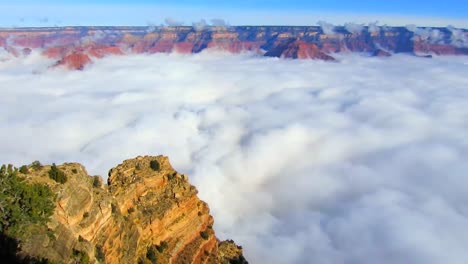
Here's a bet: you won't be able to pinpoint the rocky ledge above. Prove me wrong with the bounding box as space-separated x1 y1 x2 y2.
0 156 247 264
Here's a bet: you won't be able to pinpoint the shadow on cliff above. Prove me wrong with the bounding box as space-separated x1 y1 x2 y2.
0 233 50 264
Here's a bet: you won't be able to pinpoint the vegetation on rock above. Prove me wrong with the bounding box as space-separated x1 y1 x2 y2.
48 163 67 183
31 161 43 171
0 164 55 262
0 164 55 237
150 160 160 171
146 246 157 263
95 245 106 263
156 241 168 253
92 176 102 188
19 165 29 174
72 249 90 264
200 230 210 240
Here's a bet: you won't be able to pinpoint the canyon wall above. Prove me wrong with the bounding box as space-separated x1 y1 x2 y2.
0 25 467 69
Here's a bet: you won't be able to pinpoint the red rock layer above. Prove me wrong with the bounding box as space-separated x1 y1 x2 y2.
54 53 92 70
0 26 467 70
265 39 336 60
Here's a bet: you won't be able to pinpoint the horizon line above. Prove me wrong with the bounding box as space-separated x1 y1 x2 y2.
0 24 467 30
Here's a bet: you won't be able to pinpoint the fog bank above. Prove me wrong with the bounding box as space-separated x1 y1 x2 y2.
1 52 468 263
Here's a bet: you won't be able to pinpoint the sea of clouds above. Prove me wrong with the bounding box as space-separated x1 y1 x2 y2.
1 51 468 263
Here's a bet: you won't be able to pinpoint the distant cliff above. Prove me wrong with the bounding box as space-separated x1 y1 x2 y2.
0 156 247 264
0 25 467 69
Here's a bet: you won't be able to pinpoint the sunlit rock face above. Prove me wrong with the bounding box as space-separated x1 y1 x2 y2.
15 156 247 264
0 25 466 69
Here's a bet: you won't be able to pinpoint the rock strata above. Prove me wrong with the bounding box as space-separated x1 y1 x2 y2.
0 26 466 69
12 156 247 264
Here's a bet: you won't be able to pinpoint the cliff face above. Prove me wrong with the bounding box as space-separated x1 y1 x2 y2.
12 156 247 264
0 26 467 69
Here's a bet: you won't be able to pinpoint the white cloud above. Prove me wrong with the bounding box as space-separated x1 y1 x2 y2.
164 17 184 26
79 30 107 45
146 23 157 33
344 22 364 34
448 26 468 48
192 19 208 31
1 52 468 263
368 21 381 33
405 25 446 44
318 21 336 35
210 18 229 27
0 48 14 61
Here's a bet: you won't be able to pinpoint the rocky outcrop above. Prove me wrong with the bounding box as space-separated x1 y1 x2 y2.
371 49 392 57
54 53 92 70
264 39 336 60
0 25 467 69
14 156 247 264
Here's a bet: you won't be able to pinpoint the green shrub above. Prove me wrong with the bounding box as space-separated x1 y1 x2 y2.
111 203 118 214
19 165 29 174
156 241 168 253
167 172 177 181
73 249 90 264
48 164 67 184
150 160 160 171
31 160 43 170
72 168 78 174
146 246 157 263
136 163 143 170
6 164 14 174
95 245 105 263
0 164 55 237
200 231 209 240
93 176 102 188
46 228 55 240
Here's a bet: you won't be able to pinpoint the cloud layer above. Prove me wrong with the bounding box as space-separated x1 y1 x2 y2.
1 52 468 263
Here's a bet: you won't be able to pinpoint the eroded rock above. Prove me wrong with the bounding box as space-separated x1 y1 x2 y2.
14 156 246 264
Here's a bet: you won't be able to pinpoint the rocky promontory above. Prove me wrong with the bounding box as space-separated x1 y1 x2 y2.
0 156 247 264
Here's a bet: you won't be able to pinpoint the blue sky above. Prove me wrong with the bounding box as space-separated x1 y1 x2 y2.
0 0 467 27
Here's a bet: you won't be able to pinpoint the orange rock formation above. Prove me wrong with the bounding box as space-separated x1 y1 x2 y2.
17 156 247 264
